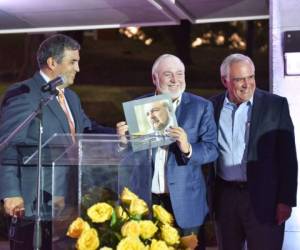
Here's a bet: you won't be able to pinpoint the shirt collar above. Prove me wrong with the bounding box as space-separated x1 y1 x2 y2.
173 95 182 108
154 92 182 107
39 70 50 83
40 70 65 92
224 91 253 107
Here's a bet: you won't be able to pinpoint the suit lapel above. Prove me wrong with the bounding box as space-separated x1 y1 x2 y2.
32 72 72 135
166 93 190 161
247 89 264 159
175 92 190 127
212 93 225 128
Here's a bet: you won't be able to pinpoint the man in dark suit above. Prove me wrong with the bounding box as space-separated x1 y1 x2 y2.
0 34 113 250
117 54 218 249
210 53 298 250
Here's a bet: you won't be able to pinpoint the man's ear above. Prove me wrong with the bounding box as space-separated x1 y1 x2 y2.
46 57 57 71
152 73 158 87
221 76 227 88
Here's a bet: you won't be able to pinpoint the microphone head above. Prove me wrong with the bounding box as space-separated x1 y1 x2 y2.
52 75 65 85
56 75 66 84
41 75 65 92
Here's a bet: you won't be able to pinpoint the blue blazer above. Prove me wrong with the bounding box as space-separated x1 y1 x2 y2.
146 92 218 228
210 89 298 223
0 72 111 217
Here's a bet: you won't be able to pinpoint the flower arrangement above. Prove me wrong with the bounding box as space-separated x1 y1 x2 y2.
67 187 197 250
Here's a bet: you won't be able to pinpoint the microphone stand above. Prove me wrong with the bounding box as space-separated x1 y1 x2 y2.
0 89 58 250
33 99 46 250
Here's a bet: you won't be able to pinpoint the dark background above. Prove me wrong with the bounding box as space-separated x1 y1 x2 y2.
0 20 269 126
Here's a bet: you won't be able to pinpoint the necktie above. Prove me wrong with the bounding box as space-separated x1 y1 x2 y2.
57 90 76 142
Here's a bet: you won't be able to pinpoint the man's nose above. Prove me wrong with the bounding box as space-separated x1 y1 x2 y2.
241 77 251 87
170 74 176 83
74 63 80 72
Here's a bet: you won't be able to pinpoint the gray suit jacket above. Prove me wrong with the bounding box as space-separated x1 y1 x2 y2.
0 72 93 218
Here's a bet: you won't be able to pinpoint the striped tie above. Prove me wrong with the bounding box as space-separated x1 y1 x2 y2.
57 90 76 142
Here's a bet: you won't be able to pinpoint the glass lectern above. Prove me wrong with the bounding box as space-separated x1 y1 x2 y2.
23 133 152 249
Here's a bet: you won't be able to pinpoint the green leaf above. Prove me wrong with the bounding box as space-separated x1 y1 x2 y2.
110 210 117 227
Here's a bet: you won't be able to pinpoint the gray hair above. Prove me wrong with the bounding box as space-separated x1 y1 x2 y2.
37 34 80 69
220 53 255 80
151 54 185 76
145 100 172 113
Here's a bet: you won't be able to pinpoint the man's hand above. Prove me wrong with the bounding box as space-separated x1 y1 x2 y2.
116 121 129 145
276 203 292 225
180 234 198 250
53 196 65 215
116 121 128 136
4 196 25 218
167 127 190 154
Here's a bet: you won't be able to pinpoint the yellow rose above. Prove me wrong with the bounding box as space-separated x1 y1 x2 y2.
160 224 180 246
117 236 146 250
121 220 140 238
139 220 158 239
152 205 174 225
116 205 129 220
87 202 113 223
67 217 90 238
120 187 139 205
76 228 99 250
149 239 169 250
129 198 149 216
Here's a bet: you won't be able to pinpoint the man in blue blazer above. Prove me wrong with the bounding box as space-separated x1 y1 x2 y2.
117 54 218 249
210 53 298 250
0 34 113 250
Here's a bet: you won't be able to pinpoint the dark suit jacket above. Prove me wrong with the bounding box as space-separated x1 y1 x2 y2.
0 72 113 218
210 88 298 223
141 92 218 228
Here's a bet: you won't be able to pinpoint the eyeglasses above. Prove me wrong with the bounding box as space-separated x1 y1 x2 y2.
231 74 255 84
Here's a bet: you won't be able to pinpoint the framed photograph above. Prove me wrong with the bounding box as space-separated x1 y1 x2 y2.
122 94 178 152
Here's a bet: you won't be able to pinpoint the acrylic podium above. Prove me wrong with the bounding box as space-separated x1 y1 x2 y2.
22 133 153 249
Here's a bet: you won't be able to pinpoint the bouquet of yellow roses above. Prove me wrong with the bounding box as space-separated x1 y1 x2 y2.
67 187 197 250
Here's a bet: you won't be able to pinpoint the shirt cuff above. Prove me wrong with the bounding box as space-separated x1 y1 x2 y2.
183 144 192 158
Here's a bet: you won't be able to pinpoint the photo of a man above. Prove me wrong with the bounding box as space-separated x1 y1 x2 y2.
145 100 173 134
123 94 177 151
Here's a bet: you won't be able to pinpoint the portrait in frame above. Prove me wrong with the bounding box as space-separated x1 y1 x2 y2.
122 94 178 151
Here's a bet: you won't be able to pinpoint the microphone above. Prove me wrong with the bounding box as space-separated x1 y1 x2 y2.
41 76 65 92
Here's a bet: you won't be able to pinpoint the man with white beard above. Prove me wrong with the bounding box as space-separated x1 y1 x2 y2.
117 54 218 249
